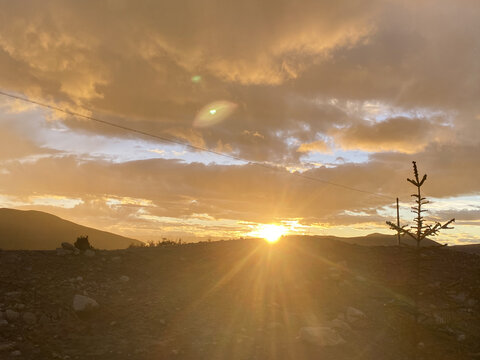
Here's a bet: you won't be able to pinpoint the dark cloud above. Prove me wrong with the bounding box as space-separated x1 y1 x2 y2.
431 209 480 224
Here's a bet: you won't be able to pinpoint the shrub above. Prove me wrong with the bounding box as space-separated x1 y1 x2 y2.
74 235 93 251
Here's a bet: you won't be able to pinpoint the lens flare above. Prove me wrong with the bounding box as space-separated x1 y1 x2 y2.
191 75 202 83
194 100 237 128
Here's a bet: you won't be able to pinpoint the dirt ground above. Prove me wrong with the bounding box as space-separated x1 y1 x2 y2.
1 238 480 359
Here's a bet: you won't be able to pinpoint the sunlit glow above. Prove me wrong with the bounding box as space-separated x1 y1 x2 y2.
256 224 288 243
194 100 237 127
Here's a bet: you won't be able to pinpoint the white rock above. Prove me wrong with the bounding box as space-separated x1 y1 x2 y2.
346 307 366 324
11 350 21 356
73 294 99 312
5 310 19 322
76 276 83 282
299 327 346 347
23 312 37 325
84 249 95 257
120 275 130 282
61 242 75 251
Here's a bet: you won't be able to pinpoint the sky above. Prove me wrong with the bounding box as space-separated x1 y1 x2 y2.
0 0 479 244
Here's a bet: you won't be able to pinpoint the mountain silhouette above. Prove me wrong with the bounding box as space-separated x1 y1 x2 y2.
0 208 142 250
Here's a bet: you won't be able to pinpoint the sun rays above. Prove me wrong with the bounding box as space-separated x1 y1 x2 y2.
250 224 288 243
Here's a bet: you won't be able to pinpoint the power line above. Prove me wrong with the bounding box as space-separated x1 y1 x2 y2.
0 89 393 201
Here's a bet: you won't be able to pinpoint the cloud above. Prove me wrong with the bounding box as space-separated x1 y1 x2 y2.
0 0 373 163
333 117 453 153
0 0 480 241
0 127 42 161
0 116 56 161
1 145 478 241
297 140 330 154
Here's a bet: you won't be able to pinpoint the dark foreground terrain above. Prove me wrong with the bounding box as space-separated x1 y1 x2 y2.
1 238 480 359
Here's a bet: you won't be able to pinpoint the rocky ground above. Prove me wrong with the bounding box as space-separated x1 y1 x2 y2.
1 238 480 359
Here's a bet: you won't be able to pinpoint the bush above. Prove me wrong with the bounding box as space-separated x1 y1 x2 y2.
74 235 93 251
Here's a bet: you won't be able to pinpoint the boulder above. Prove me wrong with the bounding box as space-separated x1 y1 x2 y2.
119 275 130 282
61 242 75 251
299 327 346 347
73 294 99 312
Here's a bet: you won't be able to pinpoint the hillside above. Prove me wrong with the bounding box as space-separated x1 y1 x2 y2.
0 208 142 250
451 244 480 256
286 233 441 247
0 238 479 359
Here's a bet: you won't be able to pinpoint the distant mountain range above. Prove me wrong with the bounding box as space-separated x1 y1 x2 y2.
0 208 142 250
285 232 441 247
0 208 447 250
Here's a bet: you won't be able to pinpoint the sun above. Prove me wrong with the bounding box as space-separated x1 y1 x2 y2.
257 224 287 243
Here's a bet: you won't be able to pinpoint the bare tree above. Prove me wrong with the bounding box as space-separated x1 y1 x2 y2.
387 161 454 247
386 161 455 357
